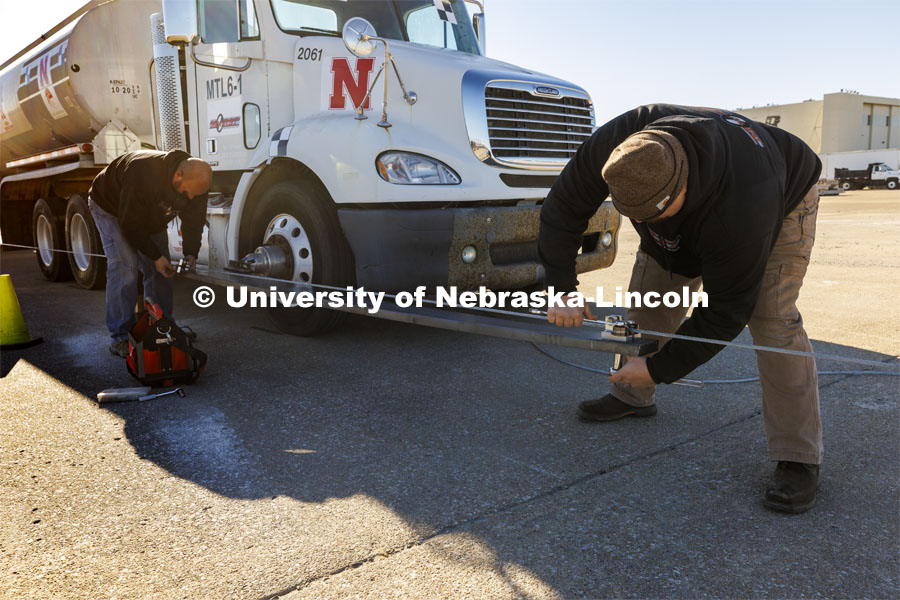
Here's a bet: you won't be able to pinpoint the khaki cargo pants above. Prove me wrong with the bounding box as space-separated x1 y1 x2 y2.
611 186 823 464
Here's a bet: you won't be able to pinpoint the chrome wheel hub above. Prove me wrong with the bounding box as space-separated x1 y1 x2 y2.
70 213 92 271
264 213 313 282
36 214 54 267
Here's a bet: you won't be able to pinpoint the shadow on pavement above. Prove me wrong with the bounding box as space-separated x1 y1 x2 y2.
3 248 898 597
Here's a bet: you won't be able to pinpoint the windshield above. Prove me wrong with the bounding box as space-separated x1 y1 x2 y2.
269 0 482 55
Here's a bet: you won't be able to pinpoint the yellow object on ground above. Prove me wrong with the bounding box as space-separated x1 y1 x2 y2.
0 274 42 349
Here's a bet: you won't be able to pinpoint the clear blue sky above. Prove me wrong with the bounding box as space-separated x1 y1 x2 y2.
2 0 898 123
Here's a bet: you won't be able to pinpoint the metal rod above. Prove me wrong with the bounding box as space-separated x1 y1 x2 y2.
185 267 656 357
354 63 385 120
388 54 415 105
379 43 390 126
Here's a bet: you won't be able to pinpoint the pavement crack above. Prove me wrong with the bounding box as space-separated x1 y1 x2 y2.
262 409 762 599
427 410 764 536
262 360 896 599
258 539 424 600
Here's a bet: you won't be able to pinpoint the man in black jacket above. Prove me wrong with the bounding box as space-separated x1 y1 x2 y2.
538 104 822 513
88 150 211 357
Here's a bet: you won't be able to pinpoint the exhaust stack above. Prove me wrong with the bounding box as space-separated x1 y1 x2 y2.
150 13 187 152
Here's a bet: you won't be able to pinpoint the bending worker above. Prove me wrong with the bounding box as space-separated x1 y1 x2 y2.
538 104 822 514
88 150 211 357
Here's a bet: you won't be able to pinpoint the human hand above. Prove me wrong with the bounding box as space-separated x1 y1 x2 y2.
607 356 655 387
546 293 596 328
155 256 176 278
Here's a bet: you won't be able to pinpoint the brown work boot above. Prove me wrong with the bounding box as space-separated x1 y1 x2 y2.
764 461 819 514
109 339 129 358
577 393 657 422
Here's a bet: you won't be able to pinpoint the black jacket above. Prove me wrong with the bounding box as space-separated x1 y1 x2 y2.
89 150 206 261
538 104 821 384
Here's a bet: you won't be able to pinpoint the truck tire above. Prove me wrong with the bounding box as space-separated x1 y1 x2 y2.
887 179 898 190
32 197 73 281
65 194 106 290
246 180 354 335
840 181 852 191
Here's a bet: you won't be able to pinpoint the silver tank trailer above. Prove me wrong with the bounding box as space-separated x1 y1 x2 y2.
0 0 160 174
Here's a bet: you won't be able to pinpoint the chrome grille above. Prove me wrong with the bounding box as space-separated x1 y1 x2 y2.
485 86 594 161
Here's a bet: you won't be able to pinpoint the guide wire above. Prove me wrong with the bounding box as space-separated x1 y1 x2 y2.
530 343 900 383
4 242 898 372
1 242 107 258
198 265 899 372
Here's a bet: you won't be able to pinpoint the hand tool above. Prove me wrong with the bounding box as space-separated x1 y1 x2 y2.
599 315 704 388
96 387 152 403
175 258 193 274
137 387 186 402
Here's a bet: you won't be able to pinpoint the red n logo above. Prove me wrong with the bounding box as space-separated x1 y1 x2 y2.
38 55 52 89
330 57 375 110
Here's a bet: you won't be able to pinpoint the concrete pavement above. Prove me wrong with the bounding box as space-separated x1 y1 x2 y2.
1 190 898 599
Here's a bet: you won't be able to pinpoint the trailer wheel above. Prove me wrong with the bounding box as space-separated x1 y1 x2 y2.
247 181 354 335
65 194 106 290
887 179 898 190
840 181 852 191
32 197 73 281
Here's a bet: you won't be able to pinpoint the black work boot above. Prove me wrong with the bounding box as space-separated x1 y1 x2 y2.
764 461 819 514
577 393 657 422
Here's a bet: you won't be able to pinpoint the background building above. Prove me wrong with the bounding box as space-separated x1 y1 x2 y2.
737 92 900 179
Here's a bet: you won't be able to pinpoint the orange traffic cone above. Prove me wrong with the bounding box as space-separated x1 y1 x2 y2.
0 274 43 349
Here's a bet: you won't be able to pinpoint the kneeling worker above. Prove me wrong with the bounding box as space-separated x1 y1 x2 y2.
88 150 211 357
538 104 822 513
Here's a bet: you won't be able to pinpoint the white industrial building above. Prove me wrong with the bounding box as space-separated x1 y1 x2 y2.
737 92 900 179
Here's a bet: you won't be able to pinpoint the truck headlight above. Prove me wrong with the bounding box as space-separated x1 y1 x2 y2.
376 152 461 185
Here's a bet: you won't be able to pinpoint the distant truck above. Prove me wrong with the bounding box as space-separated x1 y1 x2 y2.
834 162 899 191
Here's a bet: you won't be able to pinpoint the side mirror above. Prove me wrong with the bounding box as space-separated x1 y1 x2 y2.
162 0 199 45
342 17 378 58
472 12 486 53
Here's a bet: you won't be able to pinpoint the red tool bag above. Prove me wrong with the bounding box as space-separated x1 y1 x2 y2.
127 300 207 387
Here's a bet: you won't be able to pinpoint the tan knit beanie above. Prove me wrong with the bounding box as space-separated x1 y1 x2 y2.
601 129 688 221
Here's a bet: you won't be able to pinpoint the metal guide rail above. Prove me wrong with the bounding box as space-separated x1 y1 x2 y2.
182 267 657 358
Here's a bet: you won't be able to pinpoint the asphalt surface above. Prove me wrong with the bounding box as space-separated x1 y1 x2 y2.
2 189 898 599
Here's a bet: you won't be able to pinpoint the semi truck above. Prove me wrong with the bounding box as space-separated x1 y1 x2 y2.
835 162 900 191
0 0 620 335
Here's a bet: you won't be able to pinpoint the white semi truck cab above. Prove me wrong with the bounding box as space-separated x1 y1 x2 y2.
0 0 620 334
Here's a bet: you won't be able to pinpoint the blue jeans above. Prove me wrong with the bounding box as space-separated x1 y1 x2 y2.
89 198 174 341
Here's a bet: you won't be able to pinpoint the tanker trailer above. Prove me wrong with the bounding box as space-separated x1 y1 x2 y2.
2 0 613 339
0 0 160 288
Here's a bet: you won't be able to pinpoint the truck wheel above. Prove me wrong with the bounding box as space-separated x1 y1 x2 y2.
247 180 354 335
32 197 73 281
887 179 898 190
65 194 106 290
840 181 852 191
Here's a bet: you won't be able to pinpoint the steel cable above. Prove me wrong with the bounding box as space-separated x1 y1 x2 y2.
4 242 898 372
530 343 900 383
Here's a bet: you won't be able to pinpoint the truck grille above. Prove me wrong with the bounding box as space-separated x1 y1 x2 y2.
484 86 594 162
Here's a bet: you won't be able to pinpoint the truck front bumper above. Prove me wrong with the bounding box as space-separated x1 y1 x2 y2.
337 202 620 292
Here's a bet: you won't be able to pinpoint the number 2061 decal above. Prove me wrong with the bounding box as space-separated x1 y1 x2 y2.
297 47 323 61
